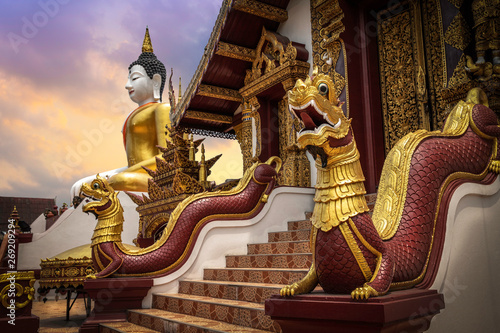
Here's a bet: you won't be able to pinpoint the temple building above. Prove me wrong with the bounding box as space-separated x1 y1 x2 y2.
2 1 500 332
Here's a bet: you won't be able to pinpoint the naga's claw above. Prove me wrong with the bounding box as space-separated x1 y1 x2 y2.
280 264 318 297
351 284 378 300
280 283 299 296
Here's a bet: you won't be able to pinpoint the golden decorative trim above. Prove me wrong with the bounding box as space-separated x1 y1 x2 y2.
339 222 373 281
348 219 382 281
240 60 310 100
184 110 233 124
232 0 287 23
216 41 256 62
144 213 170 238
0 272 35 309
197 84 242 102
239 103 254 172
444 11 471 51
312 156 369 231
372 101 488 240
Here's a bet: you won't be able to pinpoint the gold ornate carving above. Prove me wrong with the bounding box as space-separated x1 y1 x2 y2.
444 12 472 51
173 171 205 195
378 5 427 153
244 27 305 86
1 271 35 309
448 0 464 9
448 54 469 87
241 61 310 100
144 213 170 238
185 110 233 124
310 0 348 115
278 98 310 187
472 0 500 56
197 84 242 102
232 0 288 23
238 105 253 172
216 42 256 62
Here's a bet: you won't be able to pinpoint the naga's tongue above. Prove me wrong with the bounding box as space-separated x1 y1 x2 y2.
300 112 317 130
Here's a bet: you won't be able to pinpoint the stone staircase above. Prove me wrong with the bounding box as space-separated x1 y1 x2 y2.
99 214 313 333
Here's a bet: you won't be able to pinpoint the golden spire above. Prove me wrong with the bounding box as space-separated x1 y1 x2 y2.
199 144 207 187
142 26 154 53
178 77 182 103
189 134 195 162
10 206 20 230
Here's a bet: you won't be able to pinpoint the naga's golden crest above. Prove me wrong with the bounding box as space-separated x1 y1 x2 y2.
81 174 117 216
80 174 124 246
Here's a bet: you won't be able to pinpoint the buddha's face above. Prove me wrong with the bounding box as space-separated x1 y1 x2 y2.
126 65 155 106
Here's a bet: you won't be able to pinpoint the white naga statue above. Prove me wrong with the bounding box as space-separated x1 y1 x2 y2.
71 28 170 199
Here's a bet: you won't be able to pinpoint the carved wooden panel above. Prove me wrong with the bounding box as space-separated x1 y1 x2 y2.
377 1 430 154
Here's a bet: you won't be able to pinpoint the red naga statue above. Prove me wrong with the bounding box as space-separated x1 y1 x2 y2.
280 70 500 299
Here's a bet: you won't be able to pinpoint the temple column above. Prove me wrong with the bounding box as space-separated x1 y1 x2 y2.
279 79 310 187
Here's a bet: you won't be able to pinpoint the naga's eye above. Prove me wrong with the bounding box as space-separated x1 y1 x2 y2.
92 183 100 190
318 83 329 96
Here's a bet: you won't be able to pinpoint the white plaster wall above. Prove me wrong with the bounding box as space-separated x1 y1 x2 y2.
142 186 315 307
428 177 500 333
29 213 47 234
278 0 312 67
18 191 140 270
277 0 317 186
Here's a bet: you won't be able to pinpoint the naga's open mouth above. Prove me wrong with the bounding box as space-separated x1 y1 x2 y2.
289 99 341 133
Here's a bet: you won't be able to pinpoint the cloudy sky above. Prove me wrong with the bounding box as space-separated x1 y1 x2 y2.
0 0 243 207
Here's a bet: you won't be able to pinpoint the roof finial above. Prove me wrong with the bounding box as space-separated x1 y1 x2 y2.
142 26 154 53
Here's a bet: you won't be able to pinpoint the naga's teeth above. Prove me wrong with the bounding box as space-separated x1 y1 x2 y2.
333 118 342 129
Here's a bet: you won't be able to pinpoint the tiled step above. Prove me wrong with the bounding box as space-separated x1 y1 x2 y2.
267 229 310 242
225 253 312 269
203 267 308 284
247 240 310 255
147 294 280 332
128 308 271 333
100 321 159 333
177 280 284 304
287 220 312 231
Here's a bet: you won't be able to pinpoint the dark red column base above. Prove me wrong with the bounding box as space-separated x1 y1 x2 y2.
79 278 153 333
0 315 39 333
265 289 444 333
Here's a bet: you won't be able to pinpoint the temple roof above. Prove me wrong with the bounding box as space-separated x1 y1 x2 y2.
0 196 56 231
171 0 291 138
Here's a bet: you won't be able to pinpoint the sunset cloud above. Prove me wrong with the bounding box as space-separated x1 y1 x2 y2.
0 0 242 208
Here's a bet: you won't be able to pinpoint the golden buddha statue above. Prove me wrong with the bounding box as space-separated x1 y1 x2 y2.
71 28 170 197
107 28 171 191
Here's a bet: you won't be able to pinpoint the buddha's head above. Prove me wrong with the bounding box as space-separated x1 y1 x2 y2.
126 28 166 106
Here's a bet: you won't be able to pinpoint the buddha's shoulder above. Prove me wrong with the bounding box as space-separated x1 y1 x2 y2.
153 103 171 113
